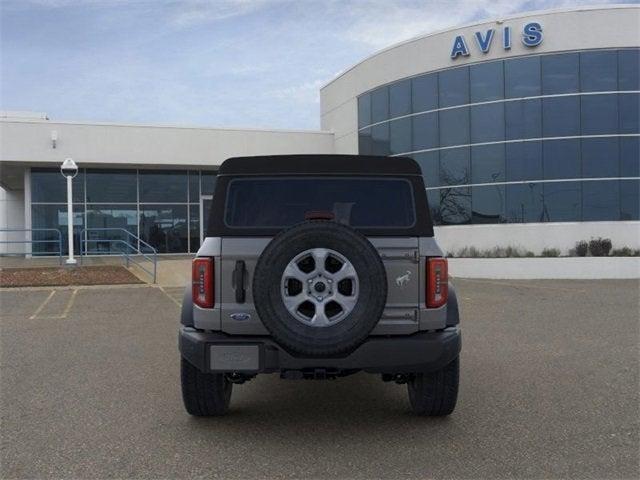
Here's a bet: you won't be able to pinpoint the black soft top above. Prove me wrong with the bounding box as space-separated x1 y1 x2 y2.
218 154 422 176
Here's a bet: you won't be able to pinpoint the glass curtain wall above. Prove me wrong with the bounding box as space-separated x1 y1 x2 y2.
31 168 217 255
358 48 640 225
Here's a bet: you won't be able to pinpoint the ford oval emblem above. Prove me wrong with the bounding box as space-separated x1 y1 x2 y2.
230 312 251 321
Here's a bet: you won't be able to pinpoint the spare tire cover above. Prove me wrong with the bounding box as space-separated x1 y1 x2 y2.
252 220 387 357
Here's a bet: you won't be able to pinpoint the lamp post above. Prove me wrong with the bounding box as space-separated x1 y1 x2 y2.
60 158 78 265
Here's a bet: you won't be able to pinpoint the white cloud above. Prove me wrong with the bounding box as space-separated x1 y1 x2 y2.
168 0 280 28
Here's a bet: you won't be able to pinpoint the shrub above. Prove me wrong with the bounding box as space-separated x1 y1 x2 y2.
588 237 612 257
610 247 640 257
541 248 561 257
574 241 589 257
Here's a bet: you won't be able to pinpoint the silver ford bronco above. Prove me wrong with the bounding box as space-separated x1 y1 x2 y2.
179 155 461 416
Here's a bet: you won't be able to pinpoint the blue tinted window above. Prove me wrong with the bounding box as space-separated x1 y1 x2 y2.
505 56 541 98
619 49 640 91
506 142 543 181
390 79 411 117
620 179 640 220
412 152 439 188
412 74 438 112
620 137 640 177
470 103 504 143
506 183 543 223
472 185 505 224
412 112 439 151
583 180 620 221
440 148 470 186
543 182 581 222
371 87 389 123
371 123 390 156
140 206 188 253
32 204 84 255
389 118 412 155
140 170 188 203
581 94 618 135
542 53 579 94
580 51 617 92
427 189 441 225
439 187 471 225
542 96 580 137
505 99 542 140
619 93 640 134
439 108 469 147
582 138 619 178
86 169 136 203
543 139 580 180
472 144 505 183
439 67 469 107
189 204 200 252
189 171 200 202
470 61 504 102
358 94 371 128
201 172 217 196
359 128 373 155
31 168 84 203
86 204 138 253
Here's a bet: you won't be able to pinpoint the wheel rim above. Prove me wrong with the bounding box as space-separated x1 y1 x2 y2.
280 248 359 327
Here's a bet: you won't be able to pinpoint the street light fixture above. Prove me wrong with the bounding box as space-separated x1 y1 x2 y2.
60 158 78 265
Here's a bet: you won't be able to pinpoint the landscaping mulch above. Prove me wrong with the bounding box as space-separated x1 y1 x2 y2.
0 266 143 288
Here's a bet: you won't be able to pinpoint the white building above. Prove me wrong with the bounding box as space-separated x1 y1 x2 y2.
1 5 638 257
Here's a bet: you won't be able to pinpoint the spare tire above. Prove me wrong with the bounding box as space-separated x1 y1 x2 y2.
253 220 387 357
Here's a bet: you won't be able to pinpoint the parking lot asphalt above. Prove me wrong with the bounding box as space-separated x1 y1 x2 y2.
1 279 638 479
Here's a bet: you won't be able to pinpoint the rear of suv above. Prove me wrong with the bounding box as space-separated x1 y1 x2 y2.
180 155 461 416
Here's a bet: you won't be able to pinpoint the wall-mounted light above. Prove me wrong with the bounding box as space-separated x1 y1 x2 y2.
51 130 58 149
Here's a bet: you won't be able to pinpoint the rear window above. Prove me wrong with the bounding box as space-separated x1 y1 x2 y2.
224 177 416 229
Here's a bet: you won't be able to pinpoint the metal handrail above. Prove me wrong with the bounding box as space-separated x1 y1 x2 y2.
79 228 157 283
0 228 63 264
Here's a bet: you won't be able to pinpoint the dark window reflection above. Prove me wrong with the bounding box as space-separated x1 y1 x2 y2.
543 182 581 222
189 205 200 252
506 183 543 223
188 171 200 203
505 99 542 140
439 187 471 225
472 185 505 224
390 79 411 117
32 168 84 203
439 108 469 147
86 169 136 203
618 49 640 91
371 123 390 156
542 53 579 94
470 103 504 143
412 74 438 113
201 172 217 196
440 148 470 186
31 204 84 255
543 139 580 180
139 206 188 253
581 94 618 135
621 137 640 177
389 118 411 155
371 87 389 123
619 93 640 134
427 189 441 226
620 179 640 220
581 51 618 92
505 56 541 98
506 142 543 181
470 61 504 102
543 96 580 137
412 151 439 188
439 67 469 108
472 144 505 183
358 128 373 155
358 93 371 128
412 112 438 151
582 138 619 178
140 170 188 203
583 180 620 221
86 205 138 254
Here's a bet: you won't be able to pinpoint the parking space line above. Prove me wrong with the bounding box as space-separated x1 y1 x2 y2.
58 289 79 319
29 290 56 319
158 286 182 308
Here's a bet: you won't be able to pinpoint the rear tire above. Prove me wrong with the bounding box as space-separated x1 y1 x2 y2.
181 358 232 416
407 357 459 416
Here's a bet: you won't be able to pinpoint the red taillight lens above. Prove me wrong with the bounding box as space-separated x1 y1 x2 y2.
192 258 214 308
426 257 448 308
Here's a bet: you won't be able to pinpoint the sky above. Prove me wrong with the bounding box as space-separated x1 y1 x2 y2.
1 0 635 130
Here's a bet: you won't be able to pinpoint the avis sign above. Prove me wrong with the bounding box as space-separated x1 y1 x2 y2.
450 22 543 59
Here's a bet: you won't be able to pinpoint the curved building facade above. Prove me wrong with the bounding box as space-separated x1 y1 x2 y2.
321 5 640 253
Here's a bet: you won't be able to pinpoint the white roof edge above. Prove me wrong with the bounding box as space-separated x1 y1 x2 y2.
320 4 639 91
0 117 334 136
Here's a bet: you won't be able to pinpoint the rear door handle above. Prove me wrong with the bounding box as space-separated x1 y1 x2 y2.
232 260 246 303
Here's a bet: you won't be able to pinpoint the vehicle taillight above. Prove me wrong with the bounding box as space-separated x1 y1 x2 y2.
192 257 214 308
426 257 448 308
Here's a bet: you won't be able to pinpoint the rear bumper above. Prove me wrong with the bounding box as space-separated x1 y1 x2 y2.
179 327 461 375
